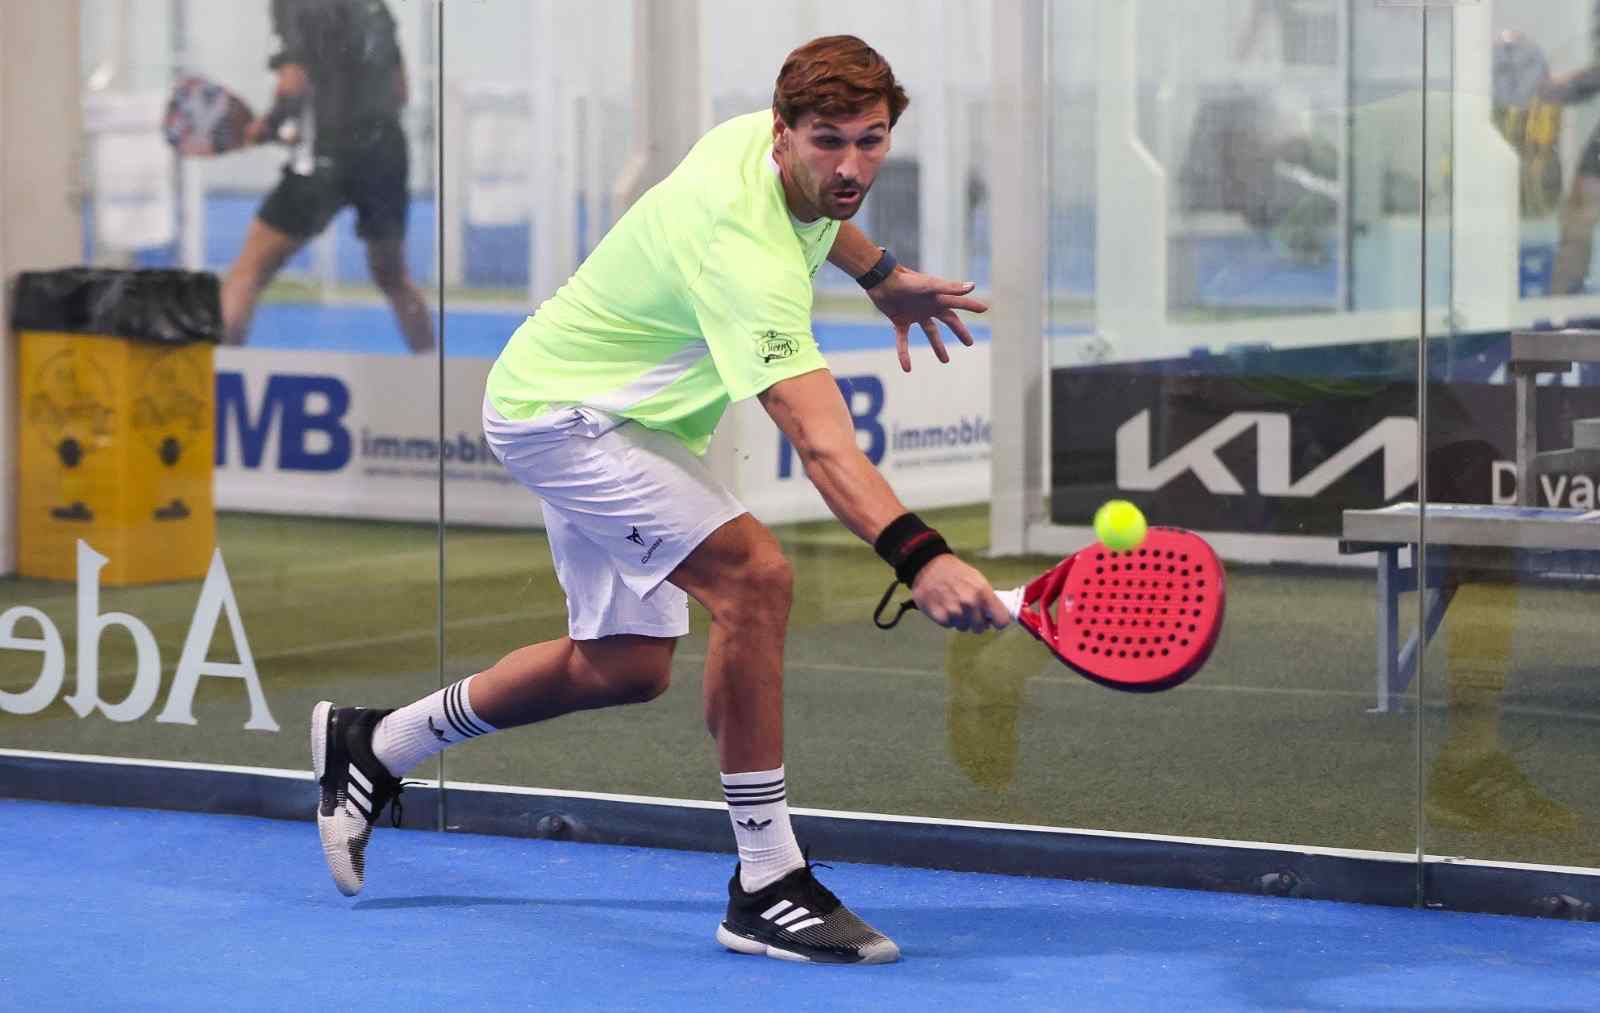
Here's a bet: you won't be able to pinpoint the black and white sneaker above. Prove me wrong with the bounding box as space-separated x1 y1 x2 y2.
311 701 402 897
716 862 900 964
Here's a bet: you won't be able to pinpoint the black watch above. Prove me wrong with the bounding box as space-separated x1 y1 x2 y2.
856 248 898 291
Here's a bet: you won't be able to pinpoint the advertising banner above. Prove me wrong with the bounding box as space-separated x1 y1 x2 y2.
719 343 993 525
1049 364 1600 540
213 348 519 526
213 341 995 528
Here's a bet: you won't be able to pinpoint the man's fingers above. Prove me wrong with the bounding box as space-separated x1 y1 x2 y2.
935 294 989 314
920 319 949 363
938 310 976 347
895 323 912 373
936 279 977 295
984 589 1013 629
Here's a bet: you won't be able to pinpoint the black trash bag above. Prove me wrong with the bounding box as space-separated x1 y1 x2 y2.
9 268 221 345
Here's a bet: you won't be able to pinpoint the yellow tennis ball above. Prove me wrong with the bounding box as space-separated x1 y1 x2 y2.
1094 499 1147 552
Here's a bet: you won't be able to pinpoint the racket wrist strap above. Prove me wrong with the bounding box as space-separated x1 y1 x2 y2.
262 92 305 135
874 512 952 587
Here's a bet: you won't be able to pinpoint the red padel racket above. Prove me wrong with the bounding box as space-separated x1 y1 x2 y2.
162 75 259 156
875 527 1226 692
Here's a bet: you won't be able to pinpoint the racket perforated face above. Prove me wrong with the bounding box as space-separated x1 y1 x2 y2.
163 76 253 156
1016 527 1225 692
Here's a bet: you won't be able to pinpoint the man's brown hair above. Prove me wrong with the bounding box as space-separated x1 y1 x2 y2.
772 35 909 128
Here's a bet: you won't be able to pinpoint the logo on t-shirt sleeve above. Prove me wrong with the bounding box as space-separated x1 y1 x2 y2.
758 330 798 363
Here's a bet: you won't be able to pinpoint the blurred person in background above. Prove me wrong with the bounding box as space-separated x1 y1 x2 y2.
1541 9 1600 295
1491 30 1564 224
221 0 434 352
1196 0 1340 265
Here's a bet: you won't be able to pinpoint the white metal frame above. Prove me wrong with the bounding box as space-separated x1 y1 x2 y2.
987 0 1047 556
1 0 84 577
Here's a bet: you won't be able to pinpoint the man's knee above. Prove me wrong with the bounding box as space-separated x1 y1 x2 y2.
371 265 411 294
366 242 411 292
722 546 794 620
672 515 793 621
573 635 674 705
616 657 672 704
604 668 669 705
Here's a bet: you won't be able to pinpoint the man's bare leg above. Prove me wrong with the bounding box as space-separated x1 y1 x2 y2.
672 513 899 961
667 513 792 774
316 632 673 897
366 237 436 354
1550 175 1600 296
365 633 675 781
468 634 675 727
221 218 309 346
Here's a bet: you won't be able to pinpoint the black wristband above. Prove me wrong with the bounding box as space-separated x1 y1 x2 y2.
874 512 953 587
855 247 898 290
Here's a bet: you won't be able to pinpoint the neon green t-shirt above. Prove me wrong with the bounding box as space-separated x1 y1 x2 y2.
485 110 840 454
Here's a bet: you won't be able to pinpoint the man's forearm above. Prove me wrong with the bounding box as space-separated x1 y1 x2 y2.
827 221 884 278
797 442 907 544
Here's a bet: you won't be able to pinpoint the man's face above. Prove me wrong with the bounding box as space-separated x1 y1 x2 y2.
773 101 892 221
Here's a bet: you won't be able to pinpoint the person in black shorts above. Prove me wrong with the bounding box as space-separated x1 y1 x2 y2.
221 0 434 352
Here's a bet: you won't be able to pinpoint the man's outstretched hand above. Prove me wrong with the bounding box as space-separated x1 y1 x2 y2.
866 268 988 372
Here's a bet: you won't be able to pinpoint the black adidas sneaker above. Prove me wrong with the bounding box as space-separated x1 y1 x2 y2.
311 701 402 897
716 862 900 964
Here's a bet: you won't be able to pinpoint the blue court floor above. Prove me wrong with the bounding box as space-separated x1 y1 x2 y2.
4 799 1599 1011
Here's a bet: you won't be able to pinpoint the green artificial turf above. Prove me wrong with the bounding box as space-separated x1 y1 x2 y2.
4 505 1599 871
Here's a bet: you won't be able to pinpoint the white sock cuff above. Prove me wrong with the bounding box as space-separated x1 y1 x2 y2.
721 765 786 806
446 674 496 738
370 674 497 779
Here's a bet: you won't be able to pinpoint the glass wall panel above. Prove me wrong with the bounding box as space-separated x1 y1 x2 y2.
437 1 668 795
435 0 1038 819
17 0 1600 899
429 0 1437 860
0 0 441 776
1045 0 1429 853
1422 0 1600 877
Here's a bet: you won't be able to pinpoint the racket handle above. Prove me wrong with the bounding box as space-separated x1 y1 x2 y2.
996 586 1024 620
873 581 1026 630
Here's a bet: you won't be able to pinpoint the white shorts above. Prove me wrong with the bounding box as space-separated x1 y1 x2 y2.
483 398 746 641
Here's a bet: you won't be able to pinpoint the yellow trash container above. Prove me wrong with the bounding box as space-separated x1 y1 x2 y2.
12 268 221 585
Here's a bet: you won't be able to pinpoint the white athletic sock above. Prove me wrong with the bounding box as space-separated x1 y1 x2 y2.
722 765 806 892
371 674 497 778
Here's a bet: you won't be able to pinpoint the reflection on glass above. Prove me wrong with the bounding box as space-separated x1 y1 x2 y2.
1422 1 1600 875
1175 0 1343 320
0 0 441 777
18 0 1597 893
220 0 432 353
1044 0 1431 854
1422 337 1600 870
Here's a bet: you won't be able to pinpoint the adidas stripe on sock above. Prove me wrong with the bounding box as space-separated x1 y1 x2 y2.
722 765 805 892
371 675 496 778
